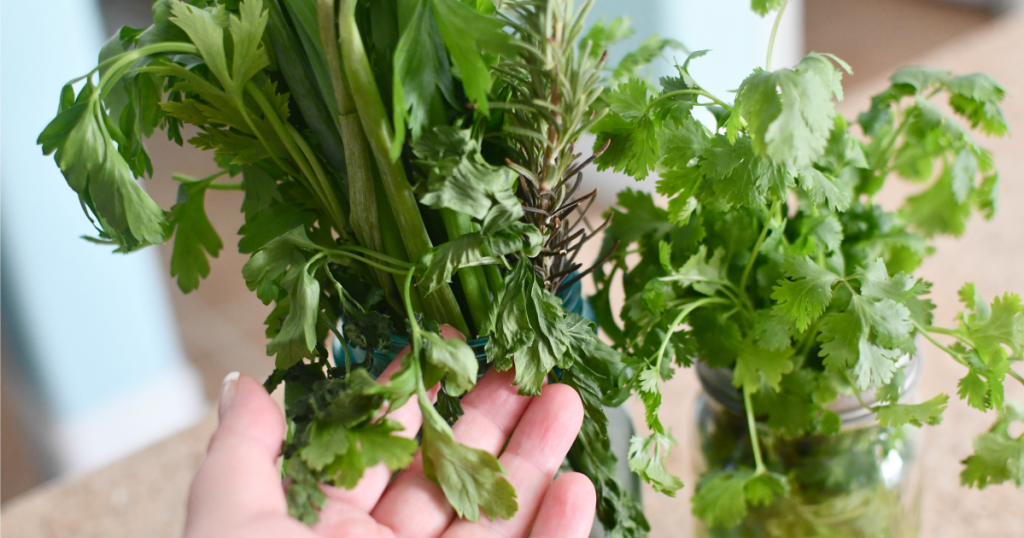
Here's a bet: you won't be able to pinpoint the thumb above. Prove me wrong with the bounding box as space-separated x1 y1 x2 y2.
184 373 288 535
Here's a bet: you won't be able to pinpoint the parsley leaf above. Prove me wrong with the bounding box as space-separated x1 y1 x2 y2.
420 399 518 521
167 176 223 293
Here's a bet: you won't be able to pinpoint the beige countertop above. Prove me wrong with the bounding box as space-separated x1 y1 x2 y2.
3 9 1023 538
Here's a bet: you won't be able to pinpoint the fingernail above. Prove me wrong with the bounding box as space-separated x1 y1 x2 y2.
219 371 240 417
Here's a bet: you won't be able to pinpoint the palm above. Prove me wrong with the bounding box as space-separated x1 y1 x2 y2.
184 357 595 538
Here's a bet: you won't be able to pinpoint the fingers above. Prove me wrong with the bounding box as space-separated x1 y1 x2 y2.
184 374 289 536
370 367 534 538
440 383 585 538
527 473 597 538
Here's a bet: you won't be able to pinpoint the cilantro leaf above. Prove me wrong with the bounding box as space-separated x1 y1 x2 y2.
750 0 786 16
732 341 794 393
735 53 847 171
691 470 753 529
960 403 1024 489
628 432 684 495
946 73 1009 137
852 337 900 390
664 245 727 296
817 310 861 372
875 393 948 427
771 256 840 331
416 222 541 295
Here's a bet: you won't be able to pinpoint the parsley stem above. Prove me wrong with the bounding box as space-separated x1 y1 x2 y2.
765 0 790 72
743 386 767 475
95 43 200 98
740 200 780 296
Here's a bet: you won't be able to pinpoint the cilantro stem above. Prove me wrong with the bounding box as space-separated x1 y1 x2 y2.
645 89 731 115
743 386 767 475
327 252 408 275
740 200 780 296
652 297 730 372
912 321 970 368
1009 370 1024 388
765 0 790 72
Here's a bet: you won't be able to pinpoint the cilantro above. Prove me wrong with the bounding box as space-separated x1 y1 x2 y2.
628 432 684 495
961 403 1024 489
770 256 840 331
875 394 949 427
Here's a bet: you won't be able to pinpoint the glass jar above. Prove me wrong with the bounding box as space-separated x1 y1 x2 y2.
691 357 924 538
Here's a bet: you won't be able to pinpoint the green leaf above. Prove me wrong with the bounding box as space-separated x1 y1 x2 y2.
392 0 454 148
817 310 862 372
484 258 572 395
771 256 841 331
797 168 852 212
611 35 684 83
735 53 847 171
39 83 167 249
743 471 790 507
852 337 900 390
962 292 1024 360
890 66 951 93
732 341 794 393
875 393 948 427
752 310 792 352
580 17 633 60
284 458 327 524
750 0 786 16
960 403 1024 489
415 127 521 233
692 470 754 529
420 403 518 521
665 245 727 296
416 223 541 295
628 432 684 495
431 0 515 115
421 332 478 396
168 177 223 293
266 261 321 369
946 73 1009 137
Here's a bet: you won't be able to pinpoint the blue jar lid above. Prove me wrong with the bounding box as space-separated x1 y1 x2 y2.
332 272 594 378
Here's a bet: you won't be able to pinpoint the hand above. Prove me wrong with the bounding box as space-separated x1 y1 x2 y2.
183 342 595 538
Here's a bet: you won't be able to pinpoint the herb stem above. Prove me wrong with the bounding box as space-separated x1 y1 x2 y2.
912 321 970 368
743 386 767 475
337 0 469 335
645 89 731 114
765 0 790 72
206 182 244 191
1009 369 1024 388
96 43 200 98
652 297 730 371
740 200 780 295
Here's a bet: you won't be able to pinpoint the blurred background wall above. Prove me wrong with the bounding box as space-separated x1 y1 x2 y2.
0 0 1015 505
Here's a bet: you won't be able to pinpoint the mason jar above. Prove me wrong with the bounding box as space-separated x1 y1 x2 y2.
691 355 924 538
